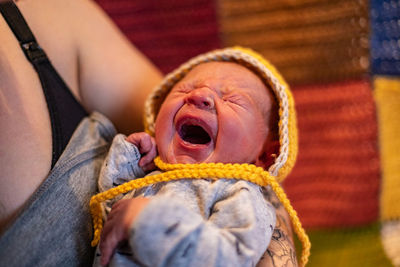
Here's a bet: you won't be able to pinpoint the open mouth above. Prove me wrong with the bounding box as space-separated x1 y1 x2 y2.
179 124 211 145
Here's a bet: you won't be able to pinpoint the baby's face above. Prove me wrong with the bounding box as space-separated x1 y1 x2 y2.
155 62 273 165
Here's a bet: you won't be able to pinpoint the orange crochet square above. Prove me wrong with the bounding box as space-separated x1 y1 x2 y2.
284 80 380 228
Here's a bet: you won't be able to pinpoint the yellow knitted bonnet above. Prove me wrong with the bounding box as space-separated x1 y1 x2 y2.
144 46 298 182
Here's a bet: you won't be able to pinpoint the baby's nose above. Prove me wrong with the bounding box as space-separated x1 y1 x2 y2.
185 88 215 110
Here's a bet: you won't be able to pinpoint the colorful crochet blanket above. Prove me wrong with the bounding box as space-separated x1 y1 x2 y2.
95 0 400 265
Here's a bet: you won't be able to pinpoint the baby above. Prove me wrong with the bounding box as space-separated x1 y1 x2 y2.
93 47 301 267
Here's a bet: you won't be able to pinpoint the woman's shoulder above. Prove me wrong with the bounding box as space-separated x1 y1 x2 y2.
13 0 162 133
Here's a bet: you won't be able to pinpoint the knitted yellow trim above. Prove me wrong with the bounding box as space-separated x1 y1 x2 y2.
90 157 310 266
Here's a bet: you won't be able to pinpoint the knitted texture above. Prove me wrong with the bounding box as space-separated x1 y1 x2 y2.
305 223 392 267
284 80 380 228
144 46 298 182
218 0 370 85
93 0 399 265
95 0 221 73
370 0 400 75
90 157 310 267
374 77 400 220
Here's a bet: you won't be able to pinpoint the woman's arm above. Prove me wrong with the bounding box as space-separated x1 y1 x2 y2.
72 0 163 133
257 187 298 267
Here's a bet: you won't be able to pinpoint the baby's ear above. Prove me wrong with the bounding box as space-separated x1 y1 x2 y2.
255 140 280 170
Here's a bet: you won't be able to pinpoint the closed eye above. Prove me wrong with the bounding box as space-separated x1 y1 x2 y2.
222 94 249 106
171 83 193 94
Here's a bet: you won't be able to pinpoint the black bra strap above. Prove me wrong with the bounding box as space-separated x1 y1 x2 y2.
0 1 47 63
1 1 88 168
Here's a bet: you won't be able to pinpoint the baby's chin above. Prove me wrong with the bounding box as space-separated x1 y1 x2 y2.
167 155 202 164
161 144 213 164
162 152 210 164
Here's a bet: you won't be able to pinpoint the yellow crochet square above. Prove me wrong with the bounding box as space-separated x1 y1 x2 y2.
373 77 400 221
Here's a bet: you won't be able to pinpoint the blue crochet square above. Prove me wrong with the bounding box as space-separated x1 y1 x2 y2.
370 0 400 75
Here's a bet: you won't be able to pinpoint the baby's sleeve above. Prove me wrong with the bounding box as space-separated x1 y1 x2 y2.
98 134 145 194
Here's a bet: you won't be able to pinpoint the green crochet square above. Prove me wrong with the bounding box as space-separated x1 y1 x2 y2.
296 223 393 266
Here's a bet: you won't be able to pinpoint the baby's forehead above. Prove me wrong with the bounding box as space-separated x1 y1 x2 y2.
188 61 272 93
181 62 266 89
186 61 255 76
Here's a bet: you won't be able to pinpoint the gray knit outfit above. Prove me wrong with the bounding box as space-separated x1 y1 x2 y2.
93 134 276 267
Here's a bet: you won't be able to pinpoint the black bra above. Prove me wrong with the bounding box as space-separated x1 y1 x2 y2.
0 1 88 168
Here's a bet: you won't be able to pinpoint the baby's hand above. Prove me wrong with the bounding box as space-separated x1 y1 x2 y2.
99 197 150 266
126 132 157 172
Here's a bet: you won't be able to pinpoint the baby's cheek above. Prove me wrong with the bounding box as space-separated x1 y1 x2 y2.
217 123 251 162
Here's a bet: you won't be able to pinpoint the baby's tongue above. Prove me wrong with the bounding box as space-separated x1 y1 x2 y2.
180 124 211 144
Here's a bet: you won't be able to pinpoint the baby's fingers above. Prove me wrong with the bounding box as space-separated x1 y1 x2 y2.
139 140 157 169
99 233 118 266
138 133 155 155
99 219 124 266
126 132 156 155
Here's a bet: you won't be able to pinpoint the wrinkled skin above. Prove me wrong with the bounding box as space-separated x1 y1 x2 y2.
155 62 275 167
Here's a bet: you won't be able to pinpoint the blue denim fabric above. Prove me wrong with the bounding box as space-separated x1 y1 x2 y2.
0 112 116 267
